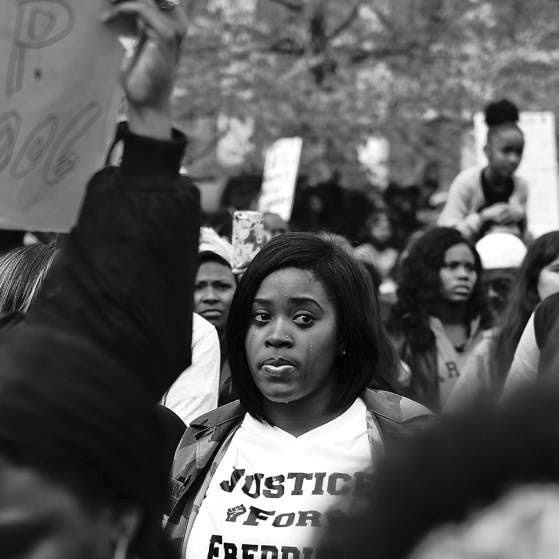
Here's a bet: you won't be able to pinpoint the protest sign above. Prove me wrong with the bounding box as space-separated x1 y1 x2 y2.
231 210 266 274
473 111 559 237
0 0 123 231
258 137 302 222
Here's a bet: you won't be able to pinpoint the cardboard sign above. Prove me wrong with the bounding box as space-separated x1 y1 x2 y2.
0 0 123 231
258 137 302 222
473 111 559 237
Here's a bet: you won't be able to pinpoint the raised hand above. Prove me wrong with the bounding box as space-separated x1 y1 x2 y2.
102 0 187 138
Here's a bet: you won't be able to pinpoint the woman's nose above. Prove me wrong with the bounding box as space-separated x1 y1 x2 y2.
202 287 218 302
455 265 471 278
265 320 293 348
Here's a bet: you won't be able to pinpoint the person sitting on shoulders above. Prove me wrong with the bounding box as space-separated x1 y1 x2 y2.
438 99 527 242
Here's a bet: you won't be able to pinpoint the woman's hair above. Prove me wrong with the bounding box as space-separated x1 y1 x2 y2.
227 232 398 421
0 243 56 313
485 98 522 141
393 227 489 351
491 231 559 389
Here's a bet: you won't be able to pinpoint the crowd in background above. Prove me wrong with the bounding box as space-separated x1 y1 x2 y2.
2 2 559 559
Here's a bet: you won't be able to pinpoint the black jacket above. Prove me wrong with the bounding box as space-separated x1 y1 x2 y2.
21 124 201 399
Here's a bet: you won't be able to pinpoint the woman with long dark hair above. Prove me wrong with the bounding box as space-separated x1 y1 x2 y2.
389 227 491 411
447 231 559 409
167 232 430 558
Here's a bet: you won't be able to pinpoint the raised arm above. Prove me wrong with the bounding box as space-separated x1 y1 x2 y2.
25 0 200 399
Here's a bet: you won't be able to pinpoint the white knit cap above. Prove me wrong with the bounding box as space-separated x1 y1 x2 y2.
199 227 233 268
475 232 527 270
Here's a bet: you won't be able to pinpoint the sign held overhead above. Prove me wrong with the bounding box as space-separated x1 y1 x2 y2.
259 137 303 222
0 0 123 232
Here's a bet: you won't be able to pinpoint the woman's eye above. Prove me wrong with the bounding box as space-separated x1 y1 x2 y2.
252 311 270 323
293 314 314 327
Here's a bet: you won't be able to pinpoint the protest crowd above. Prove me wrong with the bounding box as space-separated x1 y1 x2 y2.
3 1 559 559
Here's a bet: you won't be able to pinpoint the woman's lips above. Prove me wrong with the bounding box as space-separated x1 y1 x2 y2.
262 364 296 377
452 285 471 292
200 309 222 318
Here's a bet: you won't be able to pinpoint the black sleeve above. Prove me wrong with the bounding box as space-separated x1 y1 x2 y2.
25 124 201 400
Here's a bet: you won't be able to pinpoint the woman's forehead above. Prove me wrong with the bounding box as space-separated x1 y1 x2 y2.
255 267 322 294
252 267 336 306
492 125 524 146
444 243 475 261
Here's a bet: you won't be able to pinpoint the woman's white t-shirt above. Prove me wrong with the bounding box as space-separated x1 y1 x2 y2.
185 398 376 559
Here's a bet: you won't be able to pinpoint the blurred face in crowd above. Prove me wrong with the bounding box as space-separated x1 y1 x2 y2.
0 458 119 559
195 260 236 333
483 268 517 321
485 126 524 179
439 243 477 303
369 213 392 244
245 267 338 410
537 255 559 301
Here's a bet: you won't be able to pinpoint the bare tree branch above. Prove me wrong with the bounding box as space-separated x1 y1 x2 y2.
367 4 397 34
348 41 421 63
328 5 361 41
265 0 303 12
267 37 305 55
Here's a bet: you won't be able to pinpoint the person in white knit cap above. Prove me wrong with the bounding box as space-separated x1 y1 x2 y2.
476 231 527 322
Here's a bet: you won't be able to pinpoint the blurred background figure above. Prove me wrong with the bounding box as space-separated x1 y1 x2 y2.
194 227 237 404
416 190 448 230
383 183 421 250
263 212 289 239
475 232 527 322
439 99 527 241
319 383 559 559
446 231 559 410
164 227 236 423
354 209 399 283
502 238 559 396
196 227 235 339
389 227 491 411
